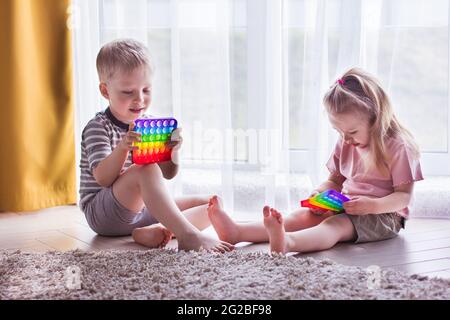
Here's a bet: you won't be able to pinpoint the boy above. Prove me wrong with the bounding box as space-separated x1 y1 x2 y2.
79 39 233 252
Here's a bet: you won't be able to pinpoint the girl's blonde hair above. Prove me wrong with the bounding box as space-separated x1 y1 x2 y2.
323 67 420 176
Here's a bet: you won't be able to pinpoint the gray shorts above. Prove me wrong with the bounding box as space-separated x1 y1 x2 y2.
343 212 405 243
84 187 158 236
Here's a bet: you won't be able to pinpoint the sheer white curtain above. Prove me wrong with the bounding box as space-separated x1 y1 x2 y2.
72 0 450 220
287 0 449 176
72 0 292 219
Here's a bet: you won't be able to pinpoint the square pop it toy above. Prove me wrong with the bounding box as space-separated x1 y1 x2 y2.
131 117 178 165
300 189 350 212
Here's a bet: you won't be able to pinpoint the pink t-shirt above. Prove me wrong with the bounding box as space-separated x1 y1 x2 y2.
326 136 424 218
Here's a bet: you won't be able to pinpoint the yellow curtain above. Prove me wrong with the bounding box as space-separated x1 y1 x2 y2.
0 0 76 212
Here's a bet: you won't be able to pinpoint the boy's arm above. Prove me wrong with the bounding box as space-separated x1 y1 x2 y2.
93 124 141 187
157 150 179 180
158 128 182 180
92 146 129 187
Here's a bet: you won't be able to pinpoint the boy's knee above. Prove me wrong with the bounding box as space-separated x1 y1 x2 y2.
139 163 163 178
119 164 161 183
120 165 141 179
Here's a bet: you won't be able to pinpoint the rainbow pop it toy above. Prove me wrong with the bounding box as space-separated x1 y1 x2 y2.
131 117 178 165
300 189 350 212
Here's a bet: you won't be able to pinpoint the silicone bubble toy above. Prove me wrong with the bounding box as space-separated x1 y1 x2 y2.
300 189 350 212
131 117 178 164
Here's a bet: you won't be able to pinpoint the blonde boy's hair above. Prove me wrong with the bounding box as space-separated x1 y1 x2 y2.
323 67 420 176
96 38 154 82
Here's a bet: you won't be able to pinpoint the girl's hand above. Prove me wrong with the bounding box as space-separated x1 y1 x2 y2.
343 196 376 215
118 122 142 152
308 190 329 216
166 128 183 152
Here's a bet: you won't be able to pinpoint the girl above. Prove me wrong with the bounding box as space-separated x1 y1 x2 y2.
206 67 424 254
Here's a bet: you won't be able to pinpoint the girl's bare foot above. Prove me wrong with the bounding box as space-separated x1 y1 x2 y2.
263 206 290 254
207 195 241 245
132 224 173 248
177 232 234 253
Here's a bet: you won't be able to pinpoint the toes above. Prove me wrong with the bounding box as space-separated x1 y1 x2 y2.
159 237 170 248
158 240 167 248
277 215 283 224
263 206 271 217
216 196 223 207
158 230 172 248
275 211 284 223
218 244 228 252
212 195 224 208
164 230 173 238
212 246 225 253
271 209 282 220
161 238 169 247
208 195 218 209
270 208 276 216
220 241 234 251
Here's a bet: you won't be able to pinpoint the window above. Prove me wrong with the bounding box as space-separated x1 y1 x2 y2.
100 0 249 163
97 0 450 175
284 0 450 175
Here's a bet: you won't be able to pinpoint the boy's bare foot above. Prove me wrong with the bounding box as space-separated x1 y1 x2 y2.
177 232 234 253
207 195 241 245
263 206 290 254
132 224 173 248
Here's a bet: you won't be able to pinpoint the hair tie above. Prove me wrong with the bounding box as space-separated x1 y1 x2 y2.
337 78 345 85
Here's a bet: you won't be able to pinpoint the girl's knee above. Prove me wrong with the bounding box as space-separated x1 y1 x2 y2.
283 209 327 232
322 213 350 223
321 214 356 241
287 208 312 220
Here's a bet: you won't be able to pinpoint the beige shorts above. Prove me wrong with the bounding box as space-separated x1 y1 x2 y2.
343 212 405 243
84 187 158 236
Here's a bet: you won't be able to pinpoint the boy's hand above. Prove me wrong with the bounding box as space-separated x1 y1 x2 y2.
308 190 328 216
343 196 376 215
118 122 142 152
166 128 183 152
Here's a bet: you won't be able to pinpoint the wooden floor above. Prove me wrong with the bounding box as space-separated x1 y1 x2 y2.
1 205 450 280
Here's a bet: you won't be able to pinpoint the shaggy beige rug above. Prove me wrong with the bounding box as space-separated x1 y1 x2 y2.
1 249 449 300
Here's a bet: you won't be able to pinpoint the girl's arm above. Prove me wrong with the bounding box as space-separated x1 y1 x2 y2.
372 183 414 213
344 183 414 215
308 173 346 215
314 172 346 193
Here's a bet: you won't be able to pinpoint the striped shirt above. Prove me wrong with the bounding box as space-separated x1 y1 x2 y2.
79 107 135 212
